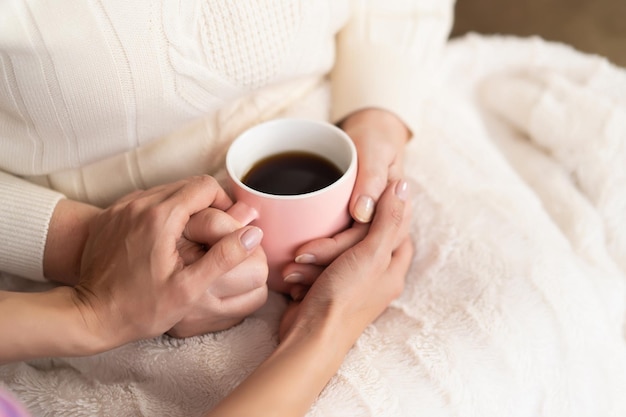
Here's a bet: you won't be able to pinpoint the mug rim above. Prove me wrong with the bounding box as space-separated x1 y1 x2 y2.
225 118 357 200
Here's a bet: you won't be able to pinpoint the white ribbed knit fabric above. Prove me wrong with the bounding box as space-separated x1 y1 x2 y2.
3 6 625 417
0 0 454 281
1 34 625 417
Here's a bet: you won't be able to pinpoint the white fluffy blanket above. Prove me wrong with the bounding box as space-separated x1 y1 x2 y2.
2 34 626 417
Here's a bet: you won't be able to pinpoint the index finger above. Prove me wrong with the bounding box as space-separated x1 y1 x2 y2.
184 208 240 246
161 176 233 233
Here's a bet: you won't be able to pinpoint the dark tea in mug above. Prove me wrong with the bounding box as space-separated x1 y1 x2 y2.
242 151 343 195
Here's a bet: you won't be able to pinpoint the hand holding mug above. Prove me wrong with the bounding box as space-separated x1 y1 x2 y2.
282 179 412 300
340 109 411 223
279 179 414 343
226 119 358 294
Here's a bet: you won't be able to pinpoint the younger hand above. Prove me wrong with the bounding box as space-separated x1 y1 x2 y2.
280 179 413 342
279 109 410 295
281 180 411 299
340 108 410 223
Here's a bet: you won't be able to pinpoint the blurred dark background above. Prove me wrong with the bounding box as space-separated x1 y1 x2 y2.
452 0 626 67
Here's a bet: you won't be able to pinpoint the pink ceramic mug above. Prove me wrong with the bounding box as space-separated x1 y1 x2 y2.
225 118 357 294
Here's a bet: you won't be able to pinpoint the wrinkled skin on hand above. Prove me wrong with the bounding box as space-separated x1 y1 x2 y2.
73 176 268 346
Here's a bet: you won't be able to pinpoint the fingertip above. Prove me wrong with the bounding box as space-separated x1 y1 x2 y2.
240 226 263 251
282 263 323 287
226 201 258 226
290 284 309 302
352 194 375 223
394 179 410 202
284 272 306 284
294 253 317 264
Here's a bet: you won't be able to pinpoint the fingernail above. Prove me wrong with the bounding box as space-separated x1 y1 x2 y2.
354 195 375 223
290 286 308 302
284 272 306 284
240 227 263 251
295 254 316 264
395 180 410 201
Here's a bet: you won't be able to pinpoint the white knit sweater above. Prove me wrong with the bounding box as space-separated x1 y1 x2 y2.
0 0 454 281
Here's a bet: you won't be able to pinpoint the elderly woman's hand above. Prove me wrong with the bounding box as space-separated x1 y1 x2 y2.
167 206 268 338
74 176 267 348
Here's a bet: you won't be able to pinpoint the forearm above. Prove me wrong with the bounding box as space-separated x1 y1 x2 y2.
0 288 107 364
44 199 101 285
207 312 354 417
340 108 411 143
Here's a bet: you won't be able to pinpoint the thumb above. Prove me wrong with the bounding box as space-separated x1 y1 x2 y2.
184 226 264 283
350 153 388 224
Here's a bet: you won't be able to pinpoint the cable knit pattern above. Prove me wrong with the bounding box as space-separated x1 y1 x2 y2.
0 0 457 280
1 2 625 416
198 1 303 88
1 35 626 417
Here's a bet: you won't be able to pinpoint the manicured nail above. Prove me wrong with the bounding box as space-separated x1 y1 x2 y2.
290 286 308 302
240 227 263 251
354 195 375 223
295 254 316 264
395 179 409 201
284 272 306 284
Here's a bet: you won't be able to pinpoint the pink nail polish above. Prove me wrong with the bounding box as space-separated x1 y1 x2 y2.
290 286 308 302
240 227 263 251
395 180 409 201
354 195 374 223
295 254 316 264
284 272 305 284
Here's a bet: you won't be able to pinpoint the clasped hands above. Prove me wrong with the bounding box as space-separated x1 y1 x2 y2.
52 108 412 350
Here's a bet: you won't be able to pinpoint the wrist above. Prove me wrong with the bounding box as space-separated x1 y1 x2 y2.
55 286 113 356
209 303 354 417
282 301 361 358
0 287 111 363
340 108 411 143
44 199 101 285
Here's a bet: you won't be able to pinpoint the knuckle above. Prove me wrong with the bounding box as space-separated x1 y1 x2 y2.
143 204 167 227
194 174 217 189
124 199 145 217
172 278 198 307
213 240 243 272
247 286 269 312
389 201 404 228
230 250 268 290
363 170 387 193
210 210 239 234
361 236 386 258
248 263 269 290
342 248 367 274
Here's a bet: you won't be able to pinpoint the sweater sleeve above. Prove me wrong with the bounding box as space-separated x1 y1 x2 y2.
330 0 455 133
0 171 65 282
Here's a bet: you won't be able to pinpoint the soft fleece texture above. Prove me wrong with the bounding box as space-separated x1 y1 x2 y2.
1 34 626 417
